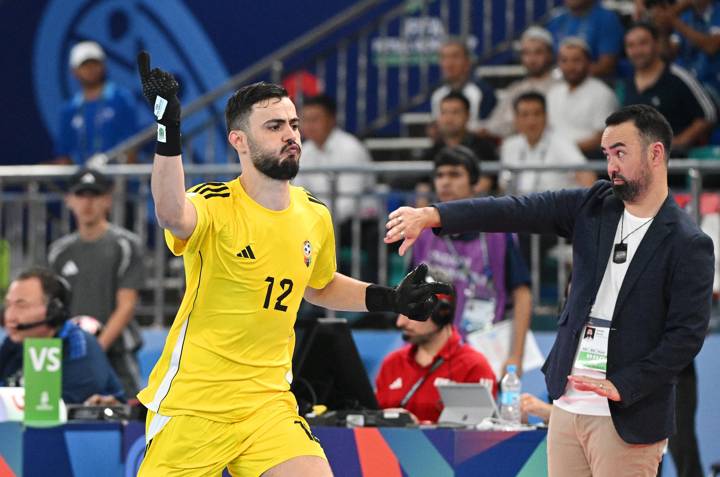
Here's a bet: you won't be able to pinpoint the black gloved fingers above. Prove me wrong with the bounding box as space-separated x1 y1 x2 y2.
399 263 429 288
423 282 454 297
404 295 438 321
405 282 453 301
137 51 151 79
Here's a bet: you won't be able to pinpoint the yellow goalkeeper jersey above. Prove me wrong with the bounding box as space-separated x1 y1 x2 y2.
137 178 336 422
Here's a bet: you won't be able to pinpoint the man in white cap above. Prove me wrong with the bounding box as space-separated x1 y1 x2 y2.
54 41 138 165
482 26 561 139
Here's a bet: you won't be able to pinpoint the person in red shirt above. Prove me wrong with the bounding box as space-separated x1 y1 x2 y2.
375 280 498 423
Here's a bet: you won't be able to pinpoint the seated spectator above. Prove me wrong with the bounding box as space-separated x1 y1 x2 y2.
430 38 497 131
484 26 561 139
547 37 620 157
546 0 624 77
621 22 716 157
500 92 596 195
423 92 498 194
54 41 138 165
293 95 378 282
0 267 124 404
412 147 534 374
294 94 375 223
375 277 497 423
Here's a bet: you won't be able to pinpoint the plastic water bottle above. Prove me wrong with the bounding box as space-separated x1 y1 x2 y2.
500 364 521 426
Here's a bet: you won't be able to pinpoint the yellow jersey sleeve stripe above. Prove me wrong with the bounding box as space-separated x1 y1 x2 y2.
189 181 226 193
196 185 230 195
202 192 231 200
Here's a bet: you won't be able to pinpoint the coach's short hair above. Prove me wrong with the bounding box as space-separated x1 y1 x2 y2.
225 82 289 134
605 104 673 158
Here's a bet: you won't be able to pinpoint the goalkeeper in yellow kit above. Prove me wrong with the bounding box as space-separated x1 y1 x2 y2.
135 52 450 477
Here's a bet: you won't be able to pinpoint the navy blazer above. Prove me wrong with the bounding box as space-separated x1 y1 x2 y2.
435 181 714 444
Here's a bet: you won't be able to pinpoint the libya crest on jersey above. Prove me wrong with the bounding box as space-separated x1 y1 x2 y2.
303 240 312 267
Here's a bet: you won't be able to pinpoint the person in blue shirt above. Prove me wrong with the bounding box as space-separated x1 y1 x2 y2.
0 267 124 404
547 0 625 77
54 41 138 165
653 0 720 105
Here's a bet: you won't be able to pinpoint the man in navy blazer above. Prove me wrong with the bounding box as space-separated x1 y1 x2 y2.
384 104 714 477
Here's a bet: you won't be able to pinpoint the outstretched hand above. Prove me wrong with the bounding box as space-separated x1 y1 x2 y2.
395 264 453 321
384 206 441 256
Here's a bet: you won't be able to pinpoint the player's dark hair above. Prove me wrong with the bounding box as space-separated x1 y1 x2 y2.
225 81 289 134
605 104 673 159
626 21 659 41
434 145 481 185
441 91 471 113
303 94 337 118
513 91 546 113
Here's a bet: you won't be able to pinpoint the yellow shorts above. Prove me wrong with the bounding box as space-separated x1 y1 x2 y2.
137 393 326 477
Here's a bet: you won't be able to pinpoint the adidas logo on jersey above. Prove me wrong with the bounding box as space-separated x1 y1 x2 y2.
237 245 256 259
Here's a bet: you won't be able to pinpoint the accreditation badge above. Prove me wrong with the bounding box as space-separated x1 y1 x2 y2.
575 316 611 373
462 298 496 333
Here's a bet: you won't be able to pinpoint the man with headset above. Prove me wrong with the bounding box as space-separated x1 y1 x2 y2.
0 267 124 404
375 276 498 423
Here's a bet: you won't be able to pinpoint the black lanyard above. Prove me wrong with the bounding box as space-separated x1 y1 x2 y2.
399 357 445 407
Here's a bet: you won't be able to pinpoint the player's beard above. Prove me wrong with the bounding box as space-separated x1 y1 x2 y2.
248 136 300 181
612 153 652 202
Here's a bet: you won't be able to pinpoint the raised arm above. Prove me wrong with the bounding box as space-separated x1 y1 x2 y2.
137 51 197 239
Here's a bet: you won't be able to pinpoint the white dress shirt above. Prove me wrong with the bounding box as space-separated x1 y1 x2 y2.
500 129 587 194
293 127 375 223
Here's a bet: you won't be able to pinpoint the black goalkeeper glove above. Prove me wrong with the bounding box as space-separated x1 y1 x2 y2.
365 263 453 321
137 51 182 156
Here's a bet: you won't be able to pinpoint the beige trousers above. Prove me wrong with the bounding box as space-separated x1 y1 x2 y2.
547 406 666 477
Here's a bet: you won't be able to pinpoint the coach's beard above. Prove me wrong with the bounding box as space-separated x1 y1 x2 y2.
251 142 300 181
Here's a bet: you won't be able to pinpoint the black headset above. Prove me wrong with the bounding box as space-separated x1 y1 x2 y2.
429 280 456 328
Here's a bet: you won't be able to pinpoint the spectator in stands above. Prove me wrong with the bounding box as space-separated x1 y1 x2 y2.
54 42 138 165
622 22 716 157
294 94 375 224
500 92 596 194
484 26 561 139
547 37 620 157
48 168 144 398
653 0 720 105
546 0 625 77
423 92 498 194
411 146 533 375
294 95 378 282
430 38 497 131
375 276 497 423
0 267 124 404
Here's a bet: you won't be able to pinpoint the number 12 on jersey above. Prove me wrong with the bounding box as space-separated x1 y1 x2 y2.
263 276 294 312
